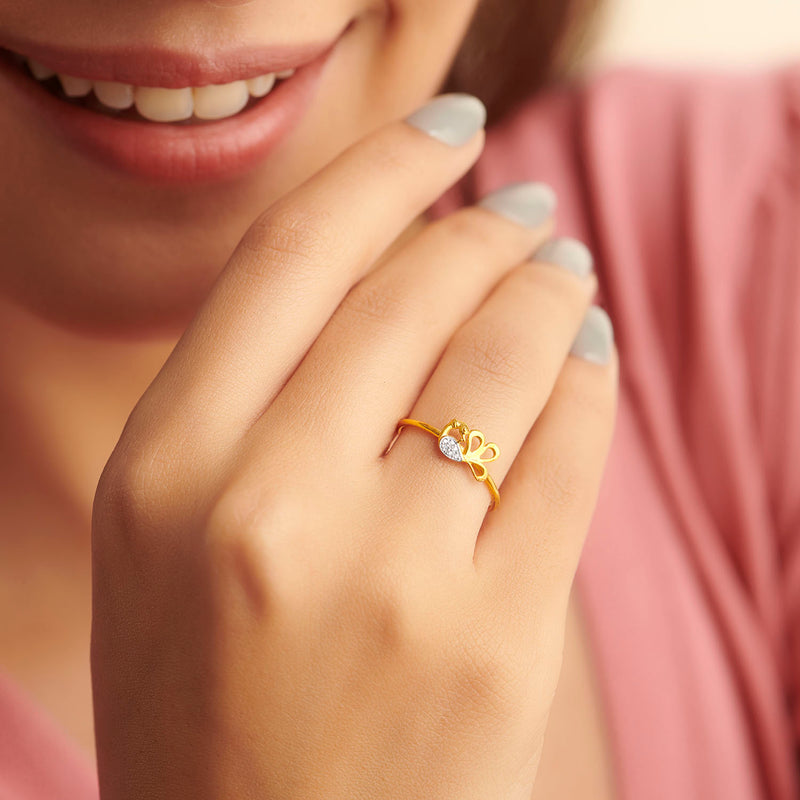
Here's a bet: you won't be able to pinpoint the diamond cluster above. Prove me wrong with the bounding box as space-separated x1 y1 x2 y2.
438 435 463 462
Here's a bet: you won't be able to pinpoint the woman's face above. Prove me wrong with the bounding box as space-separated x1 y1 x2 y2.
0 1 480 332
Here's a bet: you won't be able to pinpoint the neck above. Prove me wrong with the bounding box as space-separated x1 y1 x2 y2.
0 295 178 542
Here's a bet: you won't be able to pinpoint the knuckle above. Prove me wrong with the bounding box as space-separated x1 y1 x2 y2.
205 484 302 560
558 356 619 421
450 320 528 393
340 279 418 334
434 207 504 251
94 438 176 538
236 201 336 283
358 128 419 179
204 487 304 614
511 260 585 317
433 205 532 261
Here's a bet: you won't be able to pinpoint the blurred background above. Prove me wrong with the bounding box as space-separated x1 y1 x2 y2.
587 0 799 68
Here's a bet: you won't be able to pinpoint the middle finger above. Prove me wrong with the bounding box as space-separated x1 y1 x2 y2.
386 238 597 531
260 181 558 453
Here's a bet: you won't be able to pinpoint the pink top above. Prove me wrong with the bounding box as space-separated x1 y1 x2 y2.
3 61 800 799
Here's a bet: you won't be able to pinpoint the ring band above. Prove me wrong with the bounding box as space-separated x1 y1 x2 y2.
393 417 501 510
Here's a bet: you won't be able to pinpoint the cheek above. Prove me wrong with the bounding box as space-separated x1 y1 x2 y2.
375 0 481 103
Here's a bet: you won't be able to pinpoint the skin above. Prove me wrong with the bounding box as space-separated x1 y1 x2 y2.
0 1 619 797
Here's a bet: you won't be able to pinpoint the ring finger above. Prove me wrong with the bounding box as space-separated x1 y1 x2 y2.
384 240 597 545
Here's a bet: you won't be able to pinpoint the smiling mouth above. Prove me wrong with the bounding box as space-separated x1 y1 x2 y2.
0 46 300 125
0 28 344 181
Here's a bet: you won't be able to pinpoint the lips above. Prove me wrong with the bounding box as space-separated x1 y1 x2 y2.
0 29 341 88
0 28 347 183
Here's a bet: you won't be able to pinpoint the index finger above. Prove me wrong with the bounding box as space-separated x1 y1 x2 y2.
134 93 486 454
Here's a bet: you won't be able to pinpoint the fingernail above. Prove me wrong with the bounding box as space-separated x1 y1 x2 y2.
477 181 557 229
533 236 594 278
404 93 487 146
570 306 614 364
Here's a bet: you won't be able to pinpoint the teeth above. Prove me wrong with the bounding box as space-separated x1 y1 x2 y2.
246 73 276 98
22 54 295 122
58 73 92 97
27 58 55 80
134 86 194 122
93 80 134 110
193 79 249 120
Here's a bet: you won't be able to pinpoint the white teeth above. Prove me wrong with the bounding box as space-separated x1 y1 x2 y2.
58 73 92 97
27 58 55 80
246 73 276 98
93 80 134 110
22 55 296 122
134 86 193 122
192 79 249 120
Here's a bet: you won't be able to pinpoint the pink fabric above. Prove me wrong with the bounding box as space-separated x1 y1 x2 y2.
430 61 800 800
2 62 799 798
0 672 98 799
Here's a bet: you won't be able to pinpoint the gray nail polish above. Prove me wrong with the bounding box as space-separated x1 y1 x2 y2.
477 181 557 229
404 93 487 146
533 236 594 278
570 306 614 364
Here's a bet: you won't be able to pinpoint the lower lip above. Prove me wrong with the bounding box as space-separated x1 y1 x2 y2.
0 41 338 183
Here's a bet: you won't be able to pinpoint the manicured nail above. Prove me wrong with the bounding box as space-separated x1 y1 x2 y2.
404 93 487 146
477 181 557 229
533 236 594 278
570 306 614 364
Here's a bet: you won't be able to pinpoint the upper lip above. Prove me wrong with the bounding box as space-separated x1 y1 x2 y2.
0 28 345 87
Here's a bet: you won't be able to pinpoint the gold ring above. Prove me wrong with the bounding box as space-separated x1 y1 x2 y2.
394 417 501 510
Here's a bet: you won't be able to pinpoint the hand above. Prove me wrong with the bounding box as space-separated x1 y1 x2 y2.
90 93 618 800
